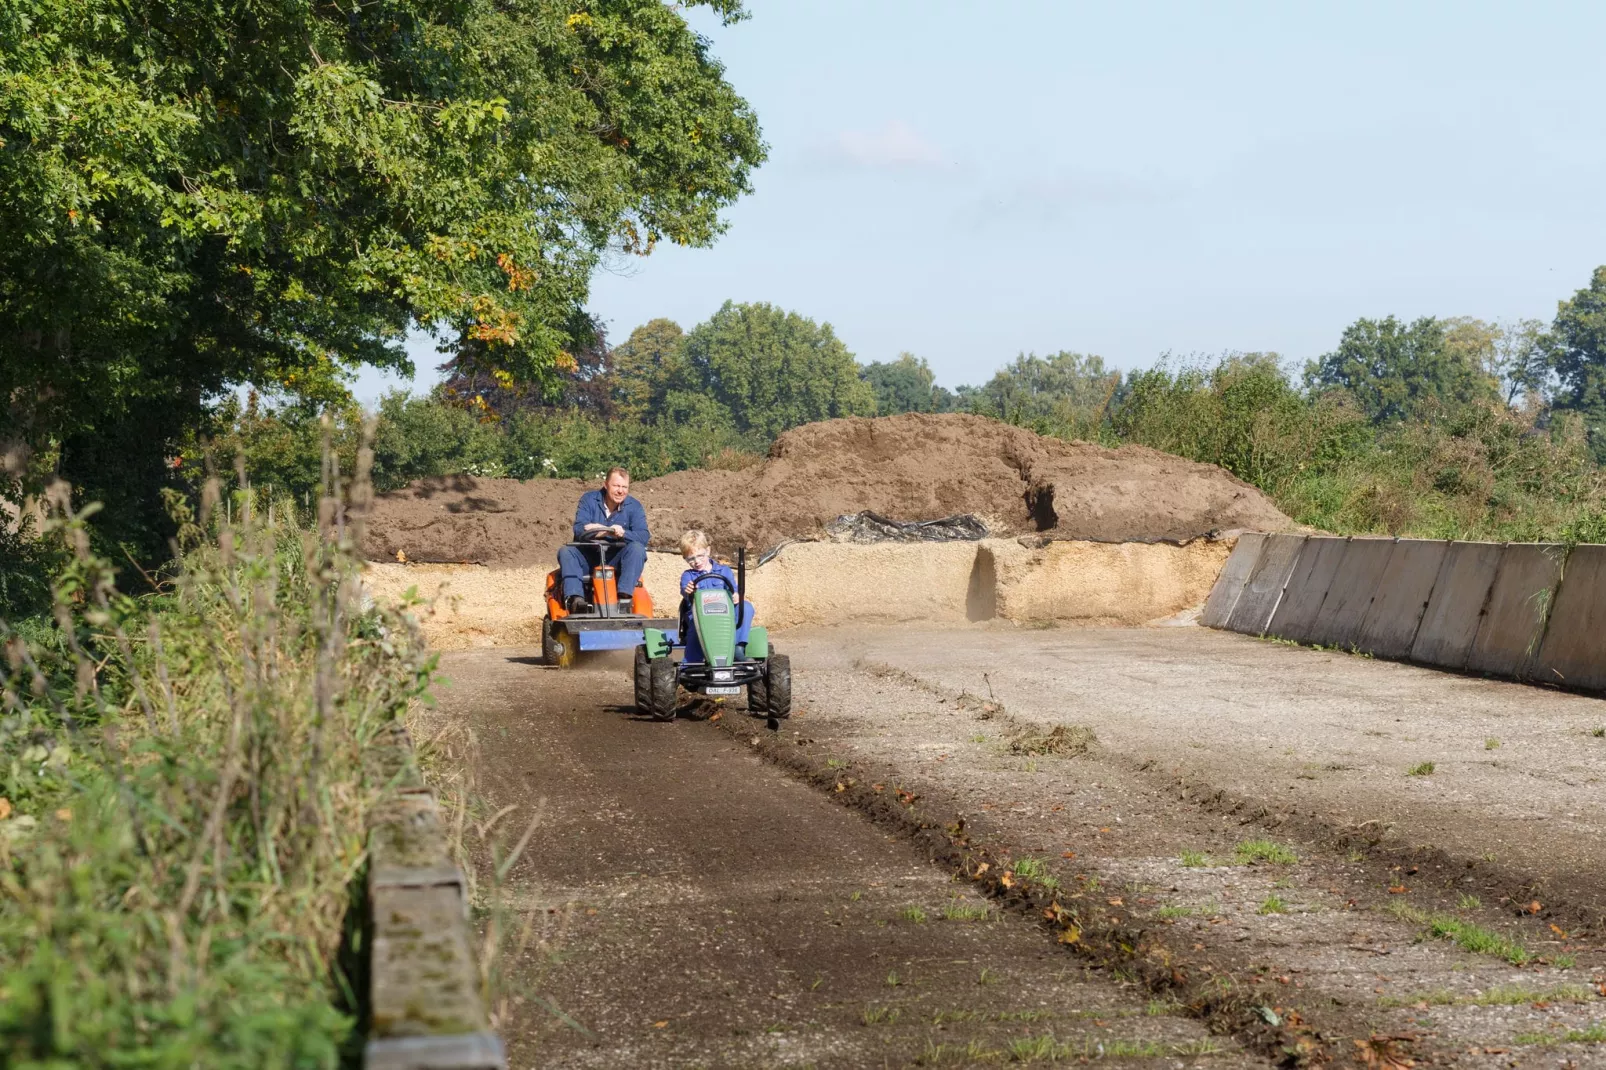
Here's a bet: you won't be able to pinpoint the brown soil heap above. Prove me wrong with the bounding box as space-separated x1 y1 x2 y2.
362 413 1294 567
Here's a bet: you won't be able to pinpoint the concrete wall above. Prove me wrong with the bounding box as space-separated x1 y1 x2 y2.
1203 535 1598 693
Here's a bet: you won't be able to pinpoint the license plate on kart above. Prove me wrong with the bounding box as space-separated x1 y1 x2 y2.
705 685 742 696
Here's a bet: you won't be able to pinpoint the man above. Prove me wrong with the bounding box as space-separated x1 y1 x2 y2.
558 467 649 613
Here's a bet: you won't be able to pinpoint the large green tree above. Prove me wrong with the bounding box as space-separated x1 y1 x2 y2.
676 301 875 437
966 351 1121 428
861 352 940 415
0 0 764 549
1306 315 1498 424
1550 267 1606 459
610 317 687 421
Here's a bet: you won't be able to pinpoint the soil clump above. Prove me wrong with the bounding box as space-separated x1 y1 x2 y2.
363 413 1294 567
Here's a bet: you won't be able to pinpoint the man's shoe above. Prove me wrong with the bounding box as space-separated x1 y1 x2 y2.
566 595 587 614
618 593 634 612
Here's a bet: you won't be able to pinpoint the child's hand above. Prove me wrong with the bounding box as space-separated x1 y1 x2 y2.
681 580 694 595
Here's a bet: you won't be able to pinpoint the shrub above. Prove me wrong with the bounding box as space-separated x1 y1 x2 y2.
0 463 435 1066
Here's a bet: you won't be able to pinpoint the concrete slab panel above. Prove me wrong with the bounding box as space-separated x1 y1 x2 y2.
1304 538 1395 650
1200 532 1266 628
1533 543 1606 691
1409 541 1502 670
1355 539 1448 659
1266 536 1349 644
1466 543 1568 679
1222 533 1305 635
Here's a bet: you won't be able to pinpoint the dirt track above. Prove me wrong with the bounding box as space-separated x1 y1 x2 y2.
428 626 1606 1068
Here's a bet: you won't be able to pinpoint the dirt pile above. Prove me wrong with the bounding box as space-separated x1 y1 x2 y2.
362 413 1293 567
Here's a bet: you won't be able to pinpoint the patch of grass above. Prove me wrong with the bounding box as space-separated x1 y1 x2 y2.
1485 737 1501 750
1592 726 1605 738
860 1004 901 1026
1258 894 1290 915
919 1039 1002 1064
1377 983 1594 1009
996 1009 1054 1022
900 906 928 924
1013 857 1057 888
941 899 993 922
998 1035 1224 1061
1515 1023 1606 1046
1389 901 1530 964
1234 839 1298 865
1457 893 1481 910
1179 849 1214 867
825 757 849 769
885 970 904 987
978 967 999 986
1156 904 1199 920
1407 761 1436 776
1147 998 1182 1016
1553 953 1577 969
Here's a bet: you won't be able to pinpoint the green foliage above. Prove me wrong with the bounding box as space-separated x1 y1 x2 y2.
0 0 764 559
963 351 1123 437
678 301 876 437
861 352 941 414
0 478 436 1066
1307 315 1500 424
611 319 689 422
1550 266 1606 460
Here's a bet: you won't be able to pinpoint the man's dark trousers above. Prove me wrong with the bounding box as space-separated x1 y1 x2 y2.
558 540 647 601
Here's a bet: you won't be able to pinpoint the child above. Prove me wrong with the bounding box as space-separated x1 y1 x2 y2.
677 529 755 662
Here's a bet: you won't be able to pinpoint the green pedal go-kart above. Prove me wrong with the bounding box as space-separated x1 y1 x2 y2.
635 559 790 723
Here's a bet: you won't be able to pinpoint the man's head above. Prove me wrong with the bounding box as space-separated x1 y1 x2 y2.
603 467 631 507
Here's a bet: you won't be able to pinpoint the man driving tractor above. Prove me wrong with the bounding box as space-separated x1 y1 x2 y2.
558 467 648 613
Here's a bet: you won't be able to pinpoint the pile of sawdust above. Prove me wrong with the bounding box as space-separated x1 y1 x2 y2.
362 413 1293 567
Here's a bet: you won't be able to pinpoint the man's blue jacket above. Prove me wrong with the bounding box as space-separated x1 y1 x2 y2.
572 490 650 546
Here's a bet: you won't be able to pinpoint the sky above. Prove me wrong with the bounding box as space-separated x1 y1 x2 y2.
357 0 1606 403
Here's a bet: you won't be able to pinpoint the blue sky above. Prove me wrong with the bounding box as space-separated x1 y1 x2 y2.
358 0 1606 403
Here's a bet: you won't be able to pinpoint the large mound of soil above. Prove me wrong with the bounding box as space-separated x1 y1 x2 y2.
362 413 1293 567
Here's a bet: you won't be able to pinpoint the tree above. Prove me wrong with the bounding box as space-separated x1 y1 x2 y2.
967 351 1121 429
677 302 875 437
0 0 765 554
1306 316 1499 424
1550 266 1606 459
611 318 688 421
861 353 940 415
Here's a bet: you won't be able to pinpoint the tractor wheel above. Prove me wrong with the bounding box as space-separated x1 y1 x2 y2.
647 657 678 722
764 654 791 719
748 673 768 713
633 645 651 714
543 619 577 669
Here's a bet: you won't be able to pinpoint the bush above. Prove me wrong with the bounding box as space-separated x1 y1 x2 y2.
0 468 435 1066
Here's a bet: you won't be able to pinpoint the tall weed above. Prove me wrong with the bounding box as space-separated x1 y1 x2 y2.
0 446 436 1067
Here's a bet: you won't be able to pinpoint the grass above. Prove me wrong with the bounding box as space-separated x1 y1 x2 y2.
1258 894 1290 915
1515 1023 1606 1046
1592 726 1605 738
1234 839 1298 865
861 1004 901 1026
1377 983 1594 1009
1387 902 1531 965
1179 849 1214 867
1407 761 1437 776
1458 893 1482 910
900 905 929 924
1485 737 1501 750
0 467 436 1066
995 1035 1226 1062
941 899 993 922
1012 856 1060 890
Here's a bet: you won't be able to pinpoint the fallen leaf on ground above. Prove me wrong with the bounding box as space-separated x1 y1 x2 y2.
1525 900 1543 914
1550 923 1567 938
1388 885 1408 894
1000 871 1016 888
1061 850 1076 859
652 1020 668 1028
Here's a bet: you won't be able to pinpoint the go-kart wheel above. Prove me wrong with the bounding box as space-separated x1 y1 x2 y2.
633 645 651 714
764 654 791 719
542 619 576 669
748 674 768 713
647 657 678 722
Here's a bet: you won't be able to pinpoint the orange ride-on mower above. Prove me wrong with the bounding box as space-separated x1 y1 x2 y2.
542 538 674 668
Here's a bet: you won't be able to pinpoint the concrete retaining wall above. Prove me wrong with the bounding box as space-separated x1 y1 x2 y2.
1204 535 1606 694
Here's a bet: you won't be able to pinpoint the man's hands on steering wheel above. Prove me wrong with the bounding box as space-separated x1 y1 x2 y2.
581 523 627 540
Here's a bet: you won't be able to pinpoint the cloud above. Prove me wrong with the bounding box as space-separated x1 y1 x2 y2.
825 119 948 170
